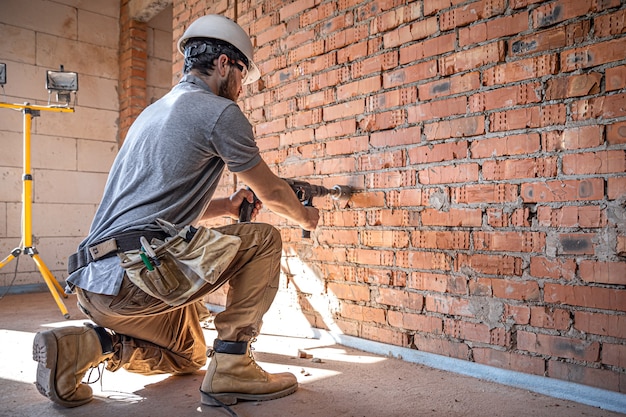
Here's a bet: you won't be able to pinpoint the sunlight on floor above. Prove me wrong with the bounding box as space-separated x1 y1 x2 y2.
0 323 385 405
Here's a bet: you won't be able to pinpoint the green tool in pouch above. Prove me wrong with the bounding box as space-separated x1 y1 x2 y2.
118 219 241 306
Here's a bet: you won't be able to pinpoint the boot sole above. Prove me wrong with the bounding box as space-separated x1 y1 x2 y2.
32 331 91 408
200 382 298 406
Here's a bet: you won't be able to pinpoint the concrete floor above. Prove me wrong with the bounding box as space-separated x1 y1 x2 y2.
0 290 624 417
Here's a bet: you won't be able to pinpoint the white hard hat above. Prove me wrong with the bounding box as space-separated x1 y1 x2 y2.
177 14 260 85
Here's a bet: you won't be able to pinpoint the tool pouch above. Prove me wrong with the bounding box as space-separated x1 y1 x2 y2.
118 219 241 306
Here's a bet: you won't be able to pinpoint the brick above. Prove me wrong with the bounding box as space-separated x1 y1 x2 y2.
409 271 468 295
376 287 424 311
419 72 480 101
412 230 470 250
545 72 602 100
424 0 467 16
537 205 606 228
456 253 522 276
459 12 529 47
383 60 438 89
579 260 626 285
325 135 368 156
362 230 410 248
413 333 471 360
608 177 626 199
439 41 505 76
469 82 542 112
387 188 425 207
530 306 570 330
279 0 315 21
530 256 577 280
474 231 546 252
407 96 467 123
594 8 626 38
400 33 456 63
562 38 626 71
482 157 557 180
409 141 468 164
419 163 479 185
317 228 359 245
542 125 603 151
575 311 626 339
322 99 365 121
521 178 604 203
452 183 518 204
562 150 626 175
473 348 545 376
347 248 394 266
351 52 397 79
470 133 541 158
396 250 451 271
384 17 438 48
358 149 405 171
548 360 620 392
504 303 530 325
341 303 386 324
607 120 626 145
603 343 626 368
367 209 417 228
425 294 472 317
544 283 626 312
315 119 356 140
388 310 443 333
367 170 416 189
484 54 558 86
486 208 508 227
493 278 541 301
440 0 506 31
532 0 593 29
509 26 566 56
370 126 421 148
557 233 595 255
517 330 600 362
337 76 382 101
445 318 491 343
367 111 404 132
361 323 408 347
327 282 370 302
423 116 485 141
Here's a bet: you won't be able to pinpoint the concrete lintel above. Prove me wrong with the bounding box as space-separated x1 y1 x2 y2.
129 0 172 22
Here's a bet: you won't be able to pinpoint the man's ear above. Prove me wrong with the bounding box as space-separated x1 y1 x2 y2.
217 54 230 78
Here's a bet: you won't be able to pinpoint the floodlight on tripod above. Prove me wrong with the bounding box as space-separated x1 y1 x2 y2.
46 65 78 106
0 62 78 318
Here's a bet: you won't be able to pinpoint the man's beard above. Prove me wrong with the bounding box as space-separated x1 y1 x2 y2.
218 69 239 101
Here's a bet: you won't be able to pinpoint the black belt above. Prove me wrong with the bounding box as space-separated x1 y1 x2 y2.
67 230 167 275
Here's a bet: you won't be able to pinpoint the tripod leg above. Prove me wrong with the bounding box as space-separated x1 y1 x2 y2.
31 253 70 319
0 249 21 270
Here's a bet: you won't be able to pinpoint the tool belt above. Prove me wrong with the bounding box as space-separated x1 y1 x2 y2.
118 219 241 306
68 229 169 275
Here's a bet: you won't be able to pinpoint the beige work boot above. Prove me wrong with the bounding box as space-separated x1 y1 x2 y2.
200 339 298 407
32 324 114 408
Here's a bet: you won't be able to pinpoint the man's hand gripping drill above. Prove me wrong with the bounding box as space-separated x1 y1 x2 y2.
238 178 352 238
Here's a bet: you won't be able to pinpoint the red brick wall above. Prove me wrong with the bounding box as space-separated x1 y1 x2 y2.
119 0 148 146
170 0 626 392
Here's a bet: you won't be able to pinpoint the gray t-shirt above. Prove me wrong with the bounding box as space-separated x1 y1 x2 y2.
66 74 261 295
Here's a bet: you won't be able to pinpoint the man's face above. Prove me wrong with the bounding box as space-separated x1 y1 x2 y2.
218 61 243 101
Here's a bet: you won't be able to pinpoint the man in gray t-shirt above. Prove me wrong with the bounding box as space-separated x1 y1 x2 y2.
33 14 319 411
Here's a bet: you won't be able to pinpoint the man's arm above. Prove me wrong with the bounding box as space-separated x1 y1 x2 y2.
235 160 320 231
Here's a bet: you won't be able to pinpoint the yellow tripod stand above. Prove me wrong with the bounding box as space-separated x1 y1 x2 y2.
0 102 73 318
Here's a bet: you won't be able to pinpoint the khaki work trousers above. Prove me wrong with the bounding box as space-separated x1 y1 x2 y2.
76 223 282 376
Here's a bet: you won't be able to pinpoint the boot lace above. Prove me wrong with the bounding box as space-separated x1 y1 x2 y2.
248 338 267 375
85 362 106 390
